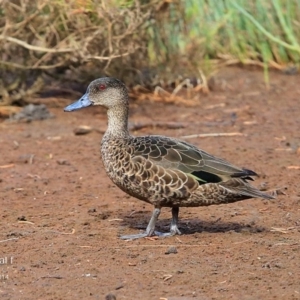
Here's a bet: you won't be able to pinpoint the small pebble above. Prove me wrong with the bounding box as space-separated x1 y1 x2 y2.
17 216 27 221
105 293 116 300
8 104 54 122
165 246 178 255
74 125 93 135
56 159 70 165
17 154 35 164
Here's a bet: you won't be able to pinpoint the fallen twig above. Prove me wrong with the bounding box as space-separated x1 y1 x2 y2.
41 275 63 279
275 148 293 151
0 237 19 243
121 244 211 248
60 228 76 235
163 274 173 281
29 155 35 164
27 173 41 179
129 122 187 131
270 227 295 233
0 164 15 168
204 103 225 109
273 242 298 246
18 220 35 225
181 132 245 139
47 229 76 235
175 237 183 243
287 165 300 169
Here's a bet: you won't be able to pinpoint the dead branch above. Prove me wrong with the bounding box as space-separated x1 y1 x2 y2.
0 36 73 53
129 122 187 131
181 132 245 139
0 0 160 105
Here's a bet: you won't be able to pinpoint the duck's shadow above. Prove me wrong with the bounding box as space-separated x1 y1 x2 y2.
120 211 266 235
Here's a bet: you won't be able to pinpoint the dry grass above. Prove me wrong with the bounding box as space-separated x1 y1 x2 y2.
1 0 300 105
0 0 159 105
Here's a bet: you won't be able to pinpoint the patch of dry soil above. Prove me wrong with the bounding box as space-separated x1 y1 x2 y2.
1 68 299 300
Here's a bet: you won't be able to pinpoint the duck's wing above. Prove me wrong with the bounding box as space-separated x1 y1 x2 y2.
130 135 257 185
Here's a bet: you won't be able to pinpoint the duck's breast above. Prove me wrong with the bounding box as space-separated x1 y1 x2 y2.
100 137 155 203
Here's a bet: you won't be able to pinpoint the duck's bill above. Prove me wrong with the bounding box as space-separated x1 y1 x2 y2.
64 94 93 112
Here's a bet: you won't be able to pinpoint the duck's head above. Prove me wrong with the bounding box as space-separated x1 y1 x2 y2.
64 77 128 112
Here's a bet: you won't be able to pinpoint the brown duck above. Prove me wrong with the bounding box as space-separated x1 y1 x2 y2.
64 77 275 240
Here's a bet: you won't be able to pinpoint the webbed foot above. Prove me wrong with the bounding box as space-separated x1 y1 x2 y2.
120 207 182 240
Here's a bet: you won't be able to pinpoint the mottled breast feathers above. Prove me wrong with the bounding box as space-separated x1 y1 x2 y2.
129 135 256 185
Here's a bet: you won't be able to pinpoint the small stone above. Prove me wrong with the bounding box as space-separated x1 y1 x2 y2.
17 216 27 221
105 293 117 300
17 154 35 164
95 212 110 220
274 263 283 269
73 125 93 135
165 246 178 255
88 231 98 236
8 104 54 122
56 159 70 165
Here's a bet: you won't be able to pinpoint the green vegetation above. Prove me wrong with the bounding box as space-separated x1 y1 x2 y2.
151 0 300 84
0 0 300 104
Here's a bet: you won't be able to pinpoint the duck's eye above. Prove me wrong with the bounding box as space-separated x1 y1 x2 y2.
99 84 106 90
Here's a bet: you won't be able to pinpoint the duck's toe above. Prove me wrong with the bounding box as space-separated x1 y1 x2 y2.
119 232 149 240
119 230 179 240
170 224 182 235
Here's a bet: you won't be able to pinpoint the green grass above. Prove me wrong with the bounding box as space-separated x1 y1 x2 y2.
150 0 300 85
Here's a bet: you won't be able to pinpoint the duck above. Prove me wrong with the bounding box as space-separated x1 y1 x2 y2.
64 77 276 240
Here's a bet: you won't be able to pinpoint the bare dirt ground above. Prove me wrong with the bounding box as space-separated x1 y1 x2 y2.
1 68 299 300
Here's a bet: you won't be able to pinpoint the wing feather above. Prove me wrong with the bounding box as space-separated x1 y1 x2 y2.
130 135 256 185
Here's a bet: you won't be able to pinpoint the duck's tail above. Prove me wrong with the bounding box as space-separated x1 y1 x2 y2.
220 179 272 200
187 179 286 207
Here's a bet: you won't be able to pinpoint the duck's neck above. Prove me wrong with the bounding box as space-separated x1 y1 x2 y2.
105 104 130 139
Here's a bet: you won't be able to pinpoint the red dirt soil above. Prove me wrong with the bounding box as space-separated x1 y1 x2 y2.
0 68 299 300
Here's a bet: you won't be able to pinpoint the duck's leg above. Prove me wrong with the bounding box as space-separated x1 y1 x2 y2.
120 207 162 240
157 206 182 237
120 206 182 240
169 207 182 235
